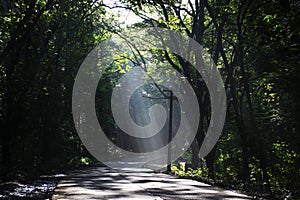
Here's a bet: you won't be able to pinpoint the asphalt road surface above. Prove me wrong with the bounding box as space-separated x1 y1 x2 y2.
52 164 252 200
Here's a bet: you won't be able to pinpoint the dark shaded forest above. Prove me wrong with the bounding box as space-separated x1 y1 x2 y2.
0 0 299 199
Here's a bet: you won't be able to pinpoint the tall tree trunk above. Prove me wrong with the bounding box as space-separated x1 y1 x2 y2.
191 139 200 169
205 0 251 181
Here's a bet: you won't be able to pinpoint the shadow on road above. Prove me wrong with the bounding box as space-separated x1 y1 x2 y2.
52 166 253 200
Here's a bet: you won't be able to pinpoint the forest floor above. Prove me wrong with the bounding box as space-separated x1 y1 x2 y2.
0 170 65 199
52 163 253 200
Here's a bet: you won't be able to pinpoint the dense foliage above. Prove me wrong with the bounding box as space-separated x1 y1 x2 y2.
0 0 109 172
0 0 299 199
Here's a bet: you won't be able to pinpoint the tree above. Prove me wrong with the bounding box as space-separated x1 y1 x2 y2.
113 0 300 198
0 0 108 173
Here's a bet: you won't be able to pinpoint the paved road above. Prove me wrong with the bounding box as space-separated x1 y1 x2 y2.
52 165 252 200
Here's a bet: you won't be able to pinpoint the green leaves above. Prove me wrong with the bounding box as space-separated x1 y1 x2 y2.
3 16 11 23
263 14 277 23
37 0 47 9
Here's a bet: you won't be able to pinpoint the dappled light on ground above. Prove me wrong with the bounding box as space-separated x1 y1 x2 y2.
52 165 251 200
